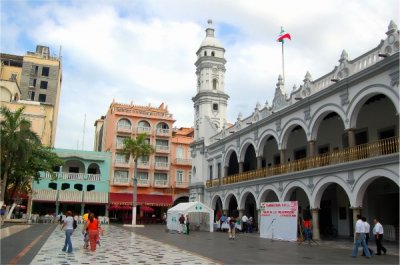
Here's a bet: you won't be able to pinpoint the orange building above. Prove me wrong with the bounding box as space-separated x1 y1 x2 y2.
94 101 193 223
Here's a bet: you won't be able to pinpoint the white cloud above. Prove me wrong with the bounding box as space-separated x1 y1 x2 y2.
1 0 398 150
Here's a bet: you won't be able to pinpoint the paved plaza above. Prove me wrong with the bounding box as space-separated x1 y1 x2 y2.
1 223 399 264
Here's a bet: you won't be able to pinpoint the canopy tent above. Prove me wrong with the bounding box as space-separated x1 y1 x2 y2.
167 202 214 232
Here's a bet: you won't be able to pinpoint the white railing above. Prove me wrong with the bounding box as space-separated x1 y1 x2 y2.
175 181 189 188
43 172 101 181
156 128 170 136
115 159 129 166
137 179 149 186
154 179 168 187
116 142 124 149
137 126 151 134
175 158 192 165
156 145 170 152
137 161 150 168
117 125 132 133
113 177 130 185
155 162 169 169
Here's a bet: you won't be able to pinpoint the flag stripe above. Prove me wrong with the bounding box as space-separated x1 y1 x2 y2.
277 33 291 42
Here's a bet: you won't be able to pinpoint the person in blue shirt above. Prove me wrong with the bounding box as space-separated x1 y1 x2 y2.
219 214 227 231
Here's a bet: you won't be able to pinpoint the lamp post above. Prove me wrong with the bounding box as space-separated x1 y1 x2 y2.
132 159 138 225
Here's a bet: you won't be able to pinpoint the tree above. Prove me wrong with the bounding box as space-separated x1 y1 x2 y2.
122 133 154 225
0 106 63 203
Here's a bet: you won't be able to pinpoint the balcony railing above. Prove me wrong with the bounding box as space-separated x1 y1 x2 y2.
137 161 150 169
113 177 130 185
174 158 192 165
137 179 149 186
116 142 125 149
115 159 129 167
42 172 101 181
155 145 170 152
175 181 189 188
154 179 169 187
206 136 399 188
156 128 170 136
117 125 132 133
137 126 151 134
155 162 169 170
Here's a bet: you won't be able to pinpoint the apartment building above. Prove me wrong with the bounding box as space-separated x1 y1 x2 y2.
94 101 192 223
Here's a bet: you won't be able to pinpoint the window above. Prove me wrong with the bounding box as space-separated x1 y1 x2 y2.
213 103 218 111
69 167 79 173
154 173 167 180
188 170 192 183
49 183 57 190
61 183 70 190
209 165 213 180
40 81 48 89
213 79 217 90
31 65 38 75
114 170 128 178
115 153 129 164
138 172 148 180
204 51 207 56
176 170 183 183
38 94 46 102
74 184 83 191
53 166 61 172
176 145 184 158
117 118 131 129
28 91 35 101
29 78 37 87
41 67 50 76
87 184 95 191
211 51 215 56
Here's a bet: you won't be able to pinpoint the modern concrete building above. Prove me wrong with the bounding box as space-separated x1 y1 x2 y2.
94 102 192 223
190 20 399 241
31 149 111 217
0 45 62 147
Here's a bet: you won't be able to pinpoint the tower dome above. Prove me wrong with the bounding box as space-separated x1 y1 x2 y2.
199 19 223 48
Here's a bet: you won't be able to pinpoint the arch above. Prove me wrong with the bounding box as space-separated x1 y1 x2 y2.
257 130 279 156
281 180 311 203
63 160 85 173
309 104 346 140
257 185 281 206
87 163 100 174
223 192 238 210
156 122 169 130
239 139 257 162
117 118 132 128
137 120 151 128
238 188 257 210
353 168 399 207
280 118 309 149
311 176 353 208
347 84 399 129
173 195 189 205
223 147 239 167
210 194 223 210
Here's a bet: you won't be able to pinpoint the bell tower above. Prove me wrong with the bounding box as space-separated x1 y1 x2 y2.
190 20 229 202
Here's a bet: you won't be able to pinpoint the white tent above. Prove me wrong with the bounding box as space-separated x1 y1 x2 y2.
167 202 214 232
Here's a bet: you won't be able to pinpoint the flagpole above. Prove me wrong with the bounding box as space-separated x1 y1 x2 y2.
281 41 285 84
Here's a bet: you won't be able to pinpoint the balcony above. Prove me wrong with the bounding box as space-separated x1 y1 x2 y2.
113 177 130 185
42 172 101 182
154 179 169 187
137 161 150 169
117 125 132 133
114 159 130 168
174 158 192 165
137 179 149 187
156 128 170 137
155 162 169 170
155 145 170 153
206 136 399 188
175 181 190 188
137 126 151 134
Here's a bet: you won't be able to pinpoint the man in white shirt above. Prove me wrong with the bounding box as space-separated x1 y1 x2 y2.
361 217 373 256
352 215 371 258
241 214 248 233
373 218 387 255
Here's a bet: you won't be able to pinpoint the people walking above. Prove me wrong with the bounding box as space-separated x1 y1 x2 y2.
186 215 190 235
352 215 371 258
303 216 312 244
373 218 387 255
362 217 373 256
241 214 248 233
228 216 236 240
179 214 185 234
83 213 100 252
61 211 74 253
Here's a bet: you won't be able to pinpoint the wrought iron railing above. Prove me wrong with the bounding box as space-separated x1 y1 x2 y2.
206 136 399 188
42 172 101 181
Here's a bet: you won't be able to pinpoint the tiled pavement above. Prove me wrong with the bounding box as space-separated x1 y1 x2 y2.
30 225 218 265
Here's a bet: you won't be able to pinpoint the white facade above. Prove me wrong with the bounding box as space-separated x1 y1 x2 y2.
190 20 399 240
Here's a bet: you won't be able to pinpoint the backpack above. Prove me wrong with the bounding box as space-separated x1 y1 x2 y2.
73 219 77 229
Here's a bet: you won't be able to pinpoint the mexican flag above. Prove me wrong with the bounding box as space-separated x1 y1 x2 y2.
277 27 291 43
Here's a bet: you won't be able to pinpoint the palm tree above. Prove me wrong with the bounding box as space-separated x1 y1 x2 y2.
122 133 154 225
0 106 41 203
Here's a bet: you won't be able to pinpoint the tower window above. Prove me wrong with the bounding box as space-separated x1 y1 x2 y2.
213 103 218 111
40 81 48 89
41 67 50 76
38 94 46 102
211 51 215 56
204 51 207 56
213 79 217 90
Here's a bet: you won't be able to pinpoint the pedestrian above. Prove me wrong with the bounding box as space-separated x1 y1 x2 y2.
241 214 248 233
60 211 74 253
248 217 253 233
186 215 190 235
219 213 227 231
303 216 312 244
228 216 236 240
352 215 371 258
362 217 373 256
162 213 167 224
0 205 6 225
83 213 100 252
373 218 387 255
178 214 185 234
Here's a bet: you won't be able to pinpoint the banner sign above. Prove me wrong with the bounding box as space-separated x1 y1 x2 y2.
259 201 298 241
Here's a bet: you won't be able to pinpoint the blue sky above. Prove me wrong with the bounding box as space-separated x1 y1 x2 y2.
1 0 398 150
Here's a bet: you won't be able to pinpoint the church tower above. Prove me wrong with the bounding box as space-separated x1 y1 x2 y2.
190 20 229 202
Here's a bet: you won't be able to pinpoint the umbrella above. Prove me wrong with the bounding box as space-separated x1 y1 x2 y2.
141 205 154 213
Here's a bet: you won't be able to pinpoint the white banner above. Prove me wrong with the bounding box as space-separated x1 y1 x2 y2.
259 201 298 241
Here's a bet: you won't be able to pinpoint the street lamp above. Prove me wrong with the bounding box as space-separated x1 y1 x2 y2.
132 175 137 225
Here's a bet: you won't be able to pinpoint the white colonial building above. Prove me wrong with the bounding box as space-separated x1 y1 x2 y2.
190 20 399 240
